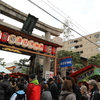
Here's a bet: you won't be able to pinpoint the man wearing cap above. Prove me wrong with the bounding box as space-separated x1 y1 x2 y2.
26 74 41 100
48 78 58 100
87 80 100 100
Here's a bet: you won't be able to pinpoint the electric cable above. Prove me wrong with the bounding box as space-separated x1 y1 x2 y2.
28 0 100 48
44 0 91 35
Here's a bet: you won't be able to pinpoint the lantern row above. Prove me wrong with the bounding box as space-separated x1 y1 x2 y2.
0 31 56 54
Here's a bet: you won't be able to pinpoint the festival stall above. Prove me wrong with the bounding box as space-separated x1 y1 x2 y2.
70 65 100 83
9 72 28 78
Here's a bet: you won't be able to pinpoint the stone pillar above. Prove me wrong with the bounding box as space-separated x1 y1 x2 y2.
43 32 51 78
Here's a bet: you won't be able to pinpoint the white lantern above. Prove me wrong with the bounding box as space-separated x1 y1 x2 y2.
8 34 16 44
48 46 52 54
22 38 28 48
33 42 39 51
0 30 2 39
15 36 22 46
28 40 34 49
38 43 44 51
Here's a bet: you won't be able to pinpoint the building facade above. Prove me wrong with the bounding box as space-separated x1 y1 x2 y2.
53 31 100 59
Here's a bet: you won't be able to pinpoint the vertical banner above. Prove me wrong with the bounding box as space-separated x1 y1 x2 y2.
45 71 54 81
60 58 73 67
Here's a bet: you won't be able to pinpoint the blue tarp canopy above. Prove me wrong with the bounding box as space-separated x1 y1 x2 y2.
0 65 11 73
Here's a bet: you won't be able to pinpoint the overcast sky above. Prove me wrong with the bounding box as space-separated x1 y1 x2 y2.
0 0 100 63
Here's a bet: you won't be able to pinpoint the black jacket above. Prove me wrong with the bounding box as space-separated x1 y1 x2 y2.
80 93 88 100
90 90 100 100
0 79 12 100
90 86 100 100
49 82 58 100
0 84 5 100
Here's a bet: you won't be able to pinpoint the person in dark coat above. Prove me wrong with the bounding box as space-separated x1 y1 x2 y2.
0 74 12 100
71 77 81 100
0 74 5 100
87 80 100 100
48 78 58 100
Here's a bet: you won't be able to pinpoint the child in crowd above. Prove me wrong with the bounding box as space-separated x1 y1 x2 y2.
10 83 26 100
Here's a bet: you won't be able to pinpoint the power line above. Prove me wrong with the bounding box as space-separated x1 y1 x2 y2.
44 0 91 35
28 0 100 48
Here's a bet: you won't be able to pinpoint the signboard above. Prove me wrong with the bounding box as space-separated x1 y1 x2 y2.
77 68 100 83
45 71 54 81
60 58 73 67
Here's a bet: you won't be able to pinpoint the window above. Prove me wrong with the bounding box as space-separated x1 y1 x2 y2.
94 34 100 38
86 43 88 45
97 48 100 52
86 50 88 52
96 41 100 45
70 47 75 49
70 41 74 44
77 51 83 54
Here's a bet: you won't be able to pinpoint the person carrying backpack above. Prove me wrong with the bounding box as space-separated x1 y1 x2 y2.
80 85 90 100
10 83 26 100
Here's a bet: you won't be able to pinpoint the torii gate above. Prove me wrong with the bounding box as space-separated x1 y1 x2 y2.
0 1 63 77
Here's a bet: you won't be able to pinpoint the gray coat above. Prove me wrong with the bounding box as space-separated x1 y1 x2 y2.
41 90 52 100
59 91 76 100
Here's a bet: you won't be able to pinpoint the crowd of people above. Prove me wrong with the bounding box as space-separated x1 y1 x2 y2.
0 73 100 100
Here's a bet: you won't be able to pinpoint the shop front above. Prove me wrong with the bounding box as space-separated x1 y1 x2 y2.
70 65 100 83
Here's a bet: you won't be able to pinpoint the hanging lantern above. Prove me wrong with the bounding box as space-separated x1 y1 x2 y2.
15 36 22 46
28 40 34 49
0 32 9 42
51 47 56 54
0 30 2 39
48 46 52 54
38 43 44 51
8 34 16 44
22 38 28 48
43 45 48 53
33 42 39 51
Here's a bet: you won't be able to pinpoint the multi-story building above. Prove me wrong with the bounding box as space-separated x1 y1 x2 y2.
53 31 100 58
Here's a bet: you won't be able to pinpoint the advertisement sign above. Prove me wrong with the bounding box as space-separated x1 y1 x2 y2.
60 58 73 68
77 68 100 83
45 71 54 81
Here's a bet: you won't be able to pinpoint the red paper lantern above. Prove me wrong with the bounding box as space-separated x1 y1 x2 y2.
43 45 48 53
0 32 9 42
51 47 56 54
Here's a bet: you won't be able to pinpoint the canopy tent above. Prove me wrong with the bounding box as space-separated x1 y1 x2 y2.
0 65 11 73
70 65 100 83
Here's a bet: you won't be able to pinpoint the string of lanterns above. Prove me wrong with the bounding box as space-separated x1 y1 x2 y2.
0 30 56 54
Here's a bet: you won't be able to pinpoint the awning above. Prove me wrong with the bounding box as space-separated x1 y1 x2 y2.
70 65 100 83
0 65 11 73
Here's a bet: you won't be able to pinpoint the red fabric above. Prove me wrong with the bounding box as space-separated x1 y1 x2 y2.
26 83 41 100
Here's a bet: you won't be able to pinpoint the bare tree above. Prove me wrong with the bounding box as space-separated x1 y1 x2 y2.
62 17 73 41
